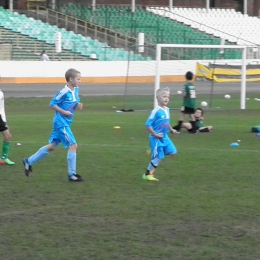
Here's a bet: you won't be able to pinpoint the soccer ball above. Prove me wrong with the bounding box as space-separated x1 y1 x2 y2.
200 101 208 107
225 94 231 99
177 90 182 94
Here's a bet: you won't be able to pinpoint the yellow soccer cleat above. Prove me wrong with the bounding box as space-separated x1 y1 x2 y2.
142 174 159 181
146 148 151 157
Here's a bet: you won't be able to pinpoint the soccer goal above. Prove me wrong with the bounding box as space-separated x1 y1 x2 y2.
154 44 247 109
123 43 250 111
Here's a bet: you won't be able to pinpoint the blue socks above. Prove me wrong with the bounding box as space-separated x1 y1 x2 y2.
27 146 77 177
67 151 76 177
28 146 49 165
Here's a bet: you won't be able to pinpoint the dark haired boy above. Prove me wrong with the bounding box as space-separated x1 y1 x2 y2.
173 71 197 133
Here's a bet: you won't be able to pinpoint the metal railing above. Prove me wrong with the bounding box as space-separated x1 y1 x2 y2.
26 3 139 50
0 28 86 61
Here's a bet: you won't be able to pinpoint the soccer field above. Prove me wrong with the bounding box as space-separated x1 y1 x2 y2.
1 90 260 259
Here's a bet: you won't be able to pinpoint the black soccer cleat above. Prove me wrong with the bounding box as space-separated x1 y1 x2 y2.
68 174 84 182
22 158 33 177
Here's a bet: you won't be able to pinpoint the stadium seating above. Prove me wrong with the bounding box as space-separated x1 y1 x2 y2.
57 4 228 59
147 6 260 47
0 6 148 61
58 4 221 46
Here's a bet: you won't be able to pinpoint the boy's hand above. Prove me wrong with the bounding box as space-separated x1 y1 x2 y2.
63 111 73 117
153 133 163 139
171 129 178 134
77 102 83 110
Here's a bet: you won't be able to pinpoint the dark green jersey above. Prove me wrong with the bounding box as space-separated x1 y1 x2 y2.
183 83 196 108
195 117 204 128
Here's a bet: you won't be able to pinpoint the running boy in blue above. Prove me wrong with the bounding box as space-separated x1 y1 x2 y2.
143 87 178 181
22 68 84 182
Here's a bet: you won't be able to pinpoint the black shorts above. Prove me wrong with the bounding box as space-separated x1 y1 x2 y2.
180 106 195 114
0 115 8 132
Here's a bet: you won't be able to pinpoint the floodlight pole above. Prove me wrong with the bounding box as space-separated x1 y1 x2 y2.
169 0 173 12
131 0 135 12
92 0 96 11
241 47 246 109
244 0 247 15
154 44 161 108
9 0 13 12
51 0 56 10
206 0 210 12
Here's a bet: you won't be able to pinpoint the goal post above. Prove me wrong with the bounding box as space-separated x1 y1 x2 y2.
154 44 247 109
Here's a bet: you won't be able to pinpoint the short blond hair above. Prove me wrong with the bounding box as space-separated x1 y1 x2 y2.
65 68 81 82
156 87 170 97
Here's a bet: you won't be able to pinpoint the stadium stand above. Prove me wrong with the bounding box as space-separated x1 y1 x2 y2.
0 6 149 61
147 6 260 47
58 4 221 46
57 4 241 60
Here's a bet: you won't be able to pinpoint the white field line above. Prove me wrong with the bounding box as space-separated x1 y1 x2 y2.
0 205 70 217
11 141 260 153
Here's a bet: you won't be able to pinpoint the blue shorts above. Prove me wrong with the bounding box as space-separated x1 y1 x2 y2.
149 136 177 160
49 126 76 148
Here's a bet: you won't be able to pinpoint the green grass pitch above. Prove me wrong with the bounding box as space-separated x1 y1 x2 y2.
1 95 260 260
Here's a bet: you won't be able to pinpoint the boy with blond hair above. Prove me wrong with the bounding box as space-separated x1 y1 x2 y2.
143 87 177 181
22 68 84 182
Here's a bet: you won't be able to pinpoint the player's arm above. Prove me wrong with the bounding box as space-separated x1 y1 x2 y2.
50 105 73 116
168 125 178 134
182 86 187 97
146 126 163 139
76 102 83 110
49 91 73 116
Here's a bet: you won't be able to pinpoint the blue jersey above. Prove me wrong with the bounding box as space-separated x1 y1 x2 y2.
49 85 80 129
145 106 171 138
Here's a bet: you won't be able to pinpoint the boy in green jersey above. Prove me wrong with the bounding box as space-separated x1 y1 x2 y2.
173 71 197 133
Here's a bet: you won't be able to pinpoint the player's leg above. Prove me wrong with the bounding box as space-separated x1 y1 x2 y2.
143 138 164 181
198 126 213 132
172 107 185 131
188 110 197 133
182 122 192 131
28 142 57 165
22 130 59 176
0 128 15 165
164 140 177 157
58 127 83 182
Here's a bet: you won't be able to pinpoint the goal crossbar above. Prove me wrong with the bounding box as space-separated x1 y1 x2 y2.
154 44 247 109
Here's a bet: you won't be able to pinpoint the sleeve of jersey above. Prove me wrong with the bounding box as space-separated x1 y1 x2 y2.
49 90 65 106
145 110 156 127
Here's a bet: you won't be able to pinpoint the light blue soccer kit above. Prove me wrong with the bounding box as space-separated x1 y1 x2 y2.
146 106 177 160
49 85 80 148
27 85 80 177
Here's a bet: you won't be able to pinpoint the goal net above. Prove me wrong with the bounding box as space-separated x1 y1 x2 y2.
123 43 254 112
